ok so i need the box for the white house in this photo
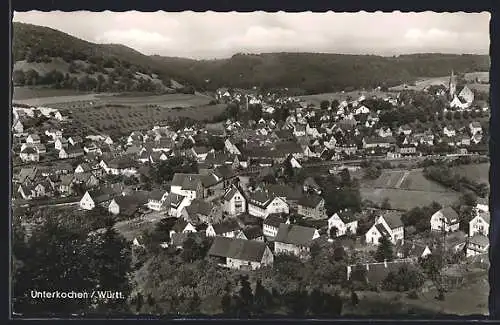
[274,224,320,258]
[222,185,246,216]
[26,134,41,144]
[206,219,241,238]
[378,127,393,138]
[170,173,204,200]
[469,122,483,135]
[476,198,489,213]
[430,207,460,233]
[248,190,289,218]
[466,234,489,257]
[169,219,197,239]
[328,210,359,237]
[262,214,289,238]
[54,137,68,151]
[224,139,241,155]
[365,212,405,246]
[469,211,490,237]
[207,237,274,271]
[147,189,169,211]
[443,126,456,137]
[20,146,39,162]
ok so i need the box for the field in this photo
[451,163,489,184]
[69,103,226,138]
[389,71,490,92]
[360,169,461,210]
[299,89,398,106]
[344,271,488,316]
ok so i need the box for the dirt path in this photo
[395,171,410,189]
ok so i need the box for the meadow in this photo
[450,163,489,184]
[360,169,461,210]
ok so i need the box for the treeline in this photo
[153,52,489,95]
[423,165,488,198]
[13,68,166,93]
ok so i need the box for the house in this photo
[45,128,63,140]
[237,226,265,242]
[223,185,246,216]
[347,260,417,283]
[293,124,307,137]
[169,219,197,239]
[263,214,289,238]
[476,198,489,213]
[73,172,99,189]
[180,199,219,224]
[26,134,41,144]
[79,189,115,210]
[59,174,74,196]
[469,211,490,237]
[396,241,432,260]
[378,127,393,138]
[104,157,137,176]
[54,137,69,151]
[20,146,39,162]
[303,177,322,195]
[471,133,483,145]
[108,195,146,217]
[164,193,191,217]
[18,184,35,200]
[398,125,412,136]
[328,210,359,237]
[190,146,211,161]
[458,85,474,103]
[247,190,289,218]
[274,224,320,258]
[13,119,24,133]
[469,121,483,135]
[147,189,169,211]
[365,211,405,246]
[207,237,274,270]
[362,136,394,149]
[206,219,241,238]
[68,136,83,146]
[224,139,242,155]
[466,234,489,257]
[127,131,144,145]
[297,194,326,220]
[59,146,84,159]
[443,125,456,137]
[170,173,204,200]
[430,207,460,233]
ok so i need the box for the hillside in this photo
[12,22,189,94]
[151,52,490,94]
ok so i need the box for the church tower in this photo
[449,70,457,99]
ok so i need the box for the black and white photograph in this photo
[10,10,491,318]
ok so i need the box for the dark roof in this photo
[249,190,273,206]
[264,214,287,228]
[208,237,268,262]
[193,146,210,154]
[364,136,396,144]
[171,219,191,233]
[212,219,241,235]
[171,173,203,190]
[241,226,264,240]
[165,193,186,208]
[186,199,213,216]
[438,207,459,223]
[149,189,168,201]
[400,242,430,258]
[303,177,321,189]
[469,234,489,247]
[275,224,318,246]
[112,195,143,216]
[375,223,391,238]
[237,213,261,226]
[108,156,136,169]
[380,211,404,229]
[298,194,324,208]
[477,211,490,223]
[351,261,416,283]
[21,146,37,154]
[334,210,357,223]
[223,185,243,202]
[266,184,303,201]
[213,165,235,179]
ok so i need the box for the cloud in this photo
[95,29,172,53]
[13,11,490,58]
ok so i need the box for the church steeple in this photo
[449,69,457,98]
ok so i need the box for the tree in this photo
[13,70,25,85]
[381,198,391,210]
[351,291,359,307]
[383,266,425,292]
[363,166,382,180]
[320,100,330,110]
[374,236,394,262]
[331,99,340,109]
[329,227,338,239]
[253,279,270,315]
[236,275,254,318]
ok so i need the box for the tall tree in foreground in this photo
[374,236,394,262]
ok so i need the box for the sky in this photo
[13,11,490,59]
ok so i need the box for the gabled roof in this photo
[374,223,391,238]
[241,226,264,240]
[208,236,268,262]
[171,219,191,233]
[149,189,168,201]
[469,234,489,247]
[223,185,243,202]
[213,165,235,179]
[437,207,459,223]
[21,146,38,154]
[475,211,491,224]
[172,173,203,190]
[212,219,241,235]
[185,199,213,216]
[275,224,318,246]
[192,146,210,154]
[108,156,136,169]
[380,211,404,229]
[263,213,287,228]
[266,184,303,201]
[298,194,324,208]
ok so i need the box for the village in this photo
[12,70,490,315]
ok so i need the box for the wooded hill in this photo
[12,22,489,95]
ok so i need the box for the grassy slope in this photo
[12,22,183,90]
